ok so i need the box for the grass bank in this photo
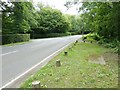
[20,41,118,88]
[2,40,31,46]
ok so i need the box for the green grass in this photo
[20,42,118,88]
[2,40,31,46]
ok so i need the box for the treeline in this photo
[1,2,84,38]
[1,2,83,44]
[79,2,120,52]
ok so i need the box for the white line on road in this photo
[0,50,18,56]
[0,40,74,89]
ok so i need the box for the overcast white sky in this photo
[33,0,81,15]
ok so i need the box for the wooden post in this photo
[64,51,68,55]
[69,47,72,50]
[56,59,61,67]
[83,40,85,43]
[75,40,78,43]
[82,38,86,43]
[32,81,40,90]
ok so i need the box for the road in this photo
[1,35,82,87]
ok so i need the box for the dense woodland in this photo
[0,1,120,52]
[77,2,120,53]
[1,2,71,34]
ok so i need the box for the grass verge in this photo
[2,41,31,46]
[20,42,118,88]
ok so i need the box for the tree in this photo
[68,15,84,34]
[1,2,14,34]
[12,2,37,34]
[80,2,119,42]
[33,6,71,34]
[1,1,38,34]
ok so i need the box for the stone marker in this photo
[32,80,40,90]
[82,39,85,42]
[89,56,106,65]
[56,59,61,67]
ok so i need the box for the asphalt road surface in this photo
[1,35,82,87]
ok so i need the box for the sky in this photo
[32,0,82,15]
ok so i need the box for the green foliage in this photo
[2,2,37,34]
[78,2,120,52]
[33,6,71,34]
[66,15,84,35]
[1,2,14,34]
[32,33,70,39]
[83,33,100,41]
[98,39,120,53]
[12,2,37,33]
[80,2,119,41]
[1,2,73,43]
[2,34,30,45]
[69,15,80,33]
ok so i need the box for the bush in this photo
[101,40,120,53]
[2,34,30,45]
[82,33,100,42]
[33,33,70,39]
[46,33,70,37]
[70,32,77,35]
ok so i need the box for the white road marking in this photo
[0,36,80,89]
[0,50,18,56]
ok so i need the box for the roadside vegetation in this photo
[20,41,118,88]
[2,40,31,46]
